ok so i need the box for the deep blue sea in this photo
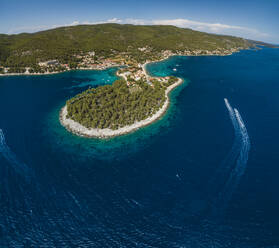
[0,48,279,247]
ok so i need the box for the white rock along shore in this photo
[60,78,183,138]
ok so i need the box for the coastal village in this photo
[0,46,243,78]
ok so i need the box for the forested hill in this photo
[0,23,252,67]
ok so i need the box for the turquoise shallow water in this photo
[0,48,279,247]
[45,75,187,161]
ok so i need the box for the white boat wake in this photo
[0,128,31,178]
[208,99,242,195]
[209,99,250,216]
[224,98,239,131]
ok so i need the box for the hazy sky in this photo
[1,0,278,43]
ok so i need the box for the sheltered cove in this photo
[60,46,249,139]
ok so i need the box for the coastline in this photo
[1,61,160,77]
[0,71,63,77]
[0,65,121,77]
[60,77,183,138]
[0,49,245,77]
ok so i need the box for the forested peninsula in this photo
[60,76,183,138]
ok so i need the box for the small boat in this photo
[173,68,177,71]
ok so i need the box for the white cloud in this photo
[161,19,269,37]
[124,18,147,25]
[107,18,122,23]
[122,18,269,39]
[69,20,80,26]
[80,18,122,25]
[7,17,269,41]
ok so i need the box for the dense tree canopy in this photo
[66,79,169,130]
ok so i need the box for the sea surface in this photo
[0,48,279,247]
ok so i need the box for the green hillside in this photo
[0,23,252,68]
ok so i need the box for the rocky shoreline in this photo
[60,78,183,138]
